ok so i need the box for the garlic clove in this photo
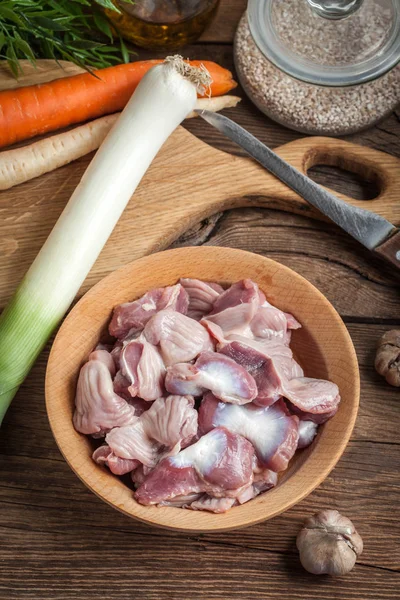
[375,329,400,387]
[296,509,363,576]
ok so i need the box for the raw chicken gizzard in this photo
[73,278,340,512]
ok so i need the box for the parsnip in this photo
[187,95,241,118]
[0,96,241,191]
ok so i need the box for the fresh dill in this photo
[0,0,134,76]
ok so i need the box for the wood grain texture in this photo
[0,60,84,91]
[172,208,400,320]
[1,123,400,309]
[0,323,398,598]
[200,0,246,42]
[1,0,400,597]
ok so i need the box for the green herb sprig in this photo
[0,0,134,76]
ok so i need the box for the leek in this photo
[0,56,210,424]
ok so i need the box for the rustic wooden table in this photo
[0,1,399,598]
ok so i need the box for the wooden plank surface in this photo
[200,0,246,42]
[0,1,399,598]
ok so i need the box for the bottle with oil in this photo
[105,0,220,50]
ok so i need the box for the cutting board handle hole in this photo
[307,156,381,200]
[304,149,380,201]
[307,164,380,201]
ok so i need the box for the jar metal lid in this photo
[247,0,400,86]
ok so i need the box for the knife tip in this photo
[194,108,221,123]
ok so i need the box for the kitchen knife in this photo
[196,110,400,270]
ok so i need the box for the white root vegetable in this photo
[187,95,241,118]
[0,95,241,191]
[0,56,210,423]
[0,115,117,191]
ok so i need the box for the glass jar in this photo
[105,0,220,50]
[234,0,400,136]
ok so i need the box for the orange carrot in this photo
[0,60,236,149]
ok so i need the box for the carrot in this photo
[0,60,236,149]
[0,96,241,190]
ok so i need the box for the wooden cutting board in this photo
[1,60,399,308]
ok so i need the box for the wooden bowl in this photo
[45,247,359,532]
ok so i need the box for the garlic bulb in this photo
[296,509,363,576]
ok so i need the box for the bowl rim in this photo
[45,246,360,532]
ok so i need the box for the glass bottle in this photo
[105,0,220,50]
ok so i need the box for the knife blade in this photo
[196,110,400,269]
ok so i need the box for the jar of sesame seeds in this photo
[234,0,400,136]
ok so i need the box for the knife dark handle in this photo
[374,229,400,270]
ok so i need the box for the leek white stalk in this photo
[0,56,210,424]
